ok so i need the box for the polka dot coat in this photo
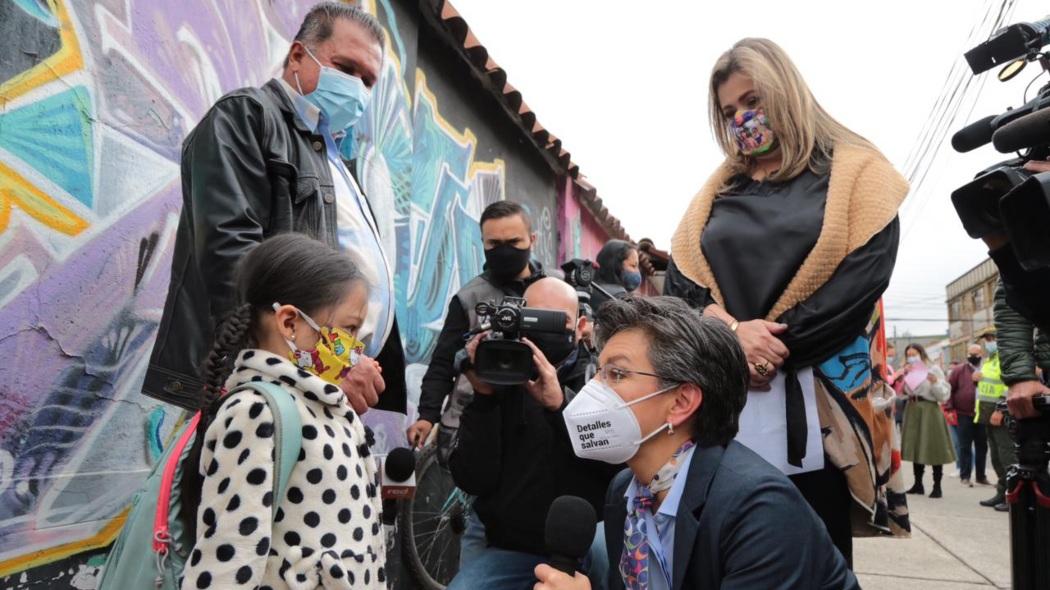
[180,349,386,589]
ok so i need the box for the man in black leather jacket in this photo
[144,3,406,414]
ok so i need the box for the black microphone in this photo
[951,115,998,153]
[381,447,416,526]
[993,107,1050,153]
[544,495,597,576]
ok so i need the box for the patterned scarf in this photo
[619,440,695,589]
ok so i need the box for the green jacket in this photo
[993,279,1050,386]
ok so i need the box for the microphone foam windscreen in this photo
[993,108,1050,153]
[544,495,597,559]
[951,115,997,153]
[385,447,416,482]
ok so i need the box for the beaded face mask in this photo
[730,107,776,156]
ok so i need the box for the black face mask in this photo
[968,355,982,367]
[484,244,531,282]
[529,330,577,366]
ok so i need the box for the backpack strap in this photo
[230,382,303,516]
[153,412,202,554]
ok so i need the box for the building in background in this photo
[946,257,999,364]
[0,0,638,586]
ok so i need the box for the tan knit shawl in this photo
[670,144,909,321]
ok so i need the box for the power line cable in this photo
[898,0,1018,243]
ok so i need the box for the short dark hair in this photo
[595,296,749,447]
[480,200,532,232]
[284,2,384,66]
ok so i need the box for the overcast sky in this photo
[451,0,1045,337]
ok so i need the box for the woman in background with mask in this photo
[663,38,910,564]
[591,240,643,314]
[180,234,387,589]
[899,344,954,498]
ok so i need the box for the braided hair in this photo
[201,304,254,405]
[180,233,365,535]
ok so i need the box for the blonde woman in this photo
[664,38,910,565]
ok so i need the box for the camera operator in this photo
[447,278,621,589]
[951,19,1050,587]
[991,274,1050,590]
[408,200,547,448]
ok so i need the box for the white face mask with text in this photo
[562,379,677,464]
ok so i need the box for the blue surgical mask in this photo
[622,271,642,292]
[296,46,371,133]
[984,341,998,355]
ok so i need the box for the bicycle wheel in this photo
[399,445,465,589]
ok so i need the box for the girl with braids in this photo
[180,233,387,589]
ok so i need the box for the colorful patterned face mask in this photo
[730,107,777,156]
[273,303,366,386]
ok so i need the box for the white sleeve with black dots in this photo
[181,390,275,590]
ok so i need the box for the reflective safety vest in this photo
[975,355,1007,422]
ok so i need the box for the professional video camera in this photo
[953,20,1050,588]
[998,396,1050,590]
[561,259,597,320]
[951,15,1050,271]
[561,258,620,318]
[471,297,568,386]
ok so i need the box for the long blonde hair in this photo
[708,38,872,184]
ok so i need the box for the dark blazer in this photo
[604,441,859,590]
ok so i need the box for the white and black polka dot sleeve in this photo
[181,390,275,590]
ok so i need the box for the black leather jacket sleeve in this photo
[183,96,272,318]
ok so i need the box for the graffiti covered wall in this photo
[0,0,563,586]
[558,178,612,264]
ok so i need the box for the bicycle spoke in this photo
[432,537,452,582]
[411,510,447,519]
[403,447,467,588]
[411,512,443,524]
[421,519,450,566]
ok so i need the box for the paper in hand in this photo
[903,362,929,392]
